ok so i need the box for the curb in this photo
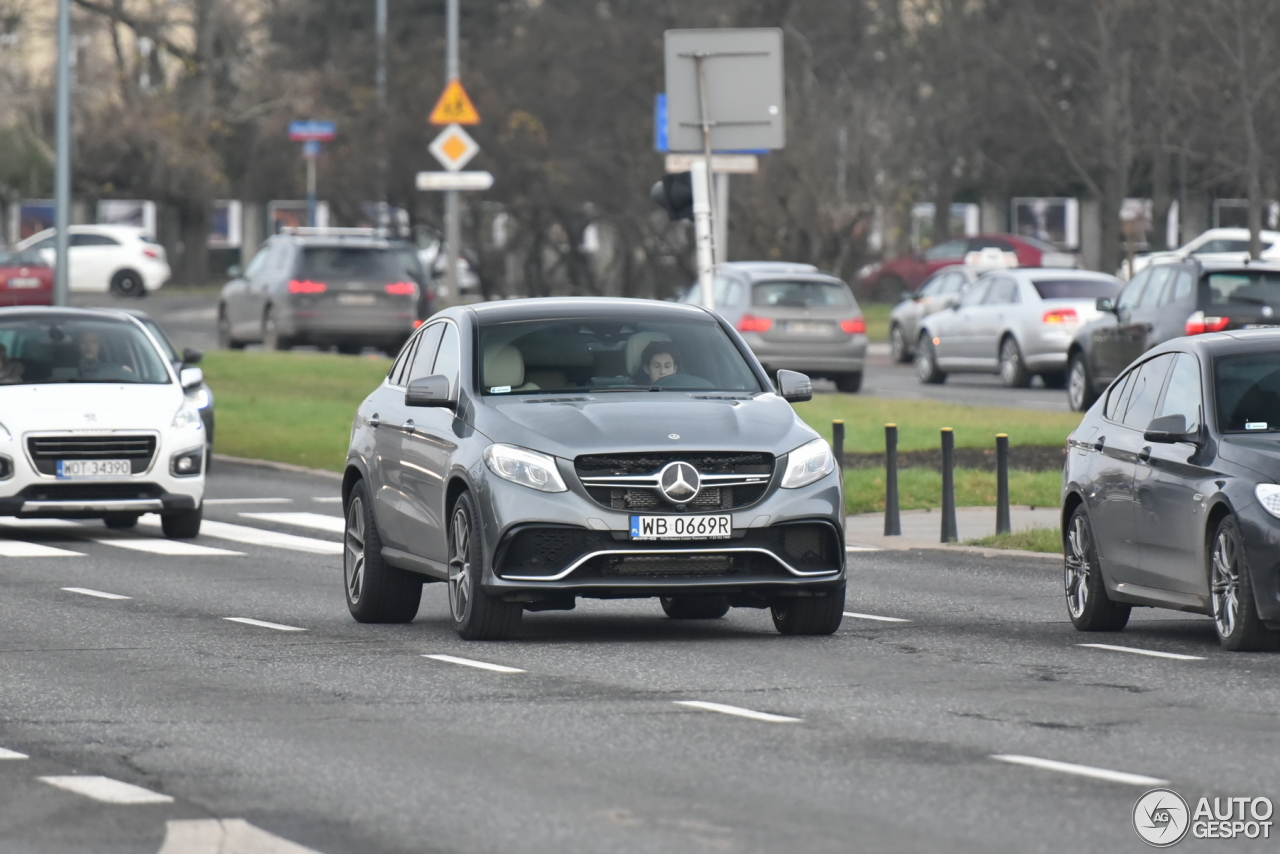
[212,453,344,482]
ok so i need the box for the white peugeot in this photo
[0,307,205,537]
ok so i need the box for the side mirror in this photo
[902,291,917,303]
[1144,413,1192,444]
[405,374,454,408]
[1096,297,1115,313]
[951,302,962,311]
[776,369,812,403]
[182,347,203,365]
[226,264,243,278]
[179,366,204,390]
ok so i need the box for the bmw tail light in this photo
[840,317,867,334]
[1041,308,1078,324]
[384,281,417,296]
[1185,311,1230,335]
[737,314,772,333]
[288,279,327,294]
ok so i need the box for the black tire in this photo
[336,343,363,356]
[343,480,422,623]
[161,506,203,539]
[1067,353,1098,412]
[262,307,293,351]
[835,372,863,394]
[448,491,522,640]
[915,333,946,384]
[1063,506,1130,631]
[102,513,139,530]
[110,269,146,298]
[889,323,912,363]
[771,584,845,635]
[660,594,731,620]
[1039,371,1066,390]
[998,336,1031,388]
[1209,515,1280,651]
[217,307,245,350]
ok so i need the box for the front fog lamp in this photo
[781,438,836,489]
[1255,483,1280,518]
[171,448,204,477]
[483,444,567,493]
[0,455,11,480]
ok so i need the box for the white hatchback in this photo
[17,225,171,297]
[0,307,205,537]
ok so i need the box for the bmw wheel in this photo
[915,333,946,384]
[448,491,522,640]
[1063,506,1130,631]
[771,584,845,635]
[344,480,422,623]
[1210,515,1280,651]
[999,336,1030,388]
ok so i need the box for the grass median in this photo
[843,467,1060,515]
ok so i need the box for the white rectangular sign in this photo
[415,171,494,192]
[665,154,759,174]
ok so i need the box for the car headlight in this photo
[0,420,11,443]
[171,401,203,431]
[781,438,836,489]
[484,443,567,493]
[188,387,211,409]
[1255,484,1280,518]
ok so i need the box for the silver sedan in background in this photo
[887,264,980,362]
[914,268,1122,388]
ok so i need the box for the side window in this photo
[1121,353,1176,429]
[244,247,269,277]
[1105,369,1135,421]
[924,240,967,262]
[1165,270,1195,305]
[270,244,295,275]
[388,332,421,386]
[724,279,743,307]
[70,233,120,247]
[983,278,1019,305]
[1117,268,1151,310]
[942,273,968,294]
[29,236,55,252]
[407,323,445,384]
[1158,353,1203,433]
[1136,267,1173,309]
[959,281,990,307]
[918,275,945,298]
[968,237,1015,252]
[433,324,461,397]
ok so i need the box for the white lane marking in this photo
[311,496,342,504]
[0,539,83,557]
[224,617,307,632]
[0,518,81,528]
[673,700,801,723]
[203,497,294,505]
[63,587,131,601]
[1077,643,1206,661]
[424,654,525,673]
[0,747,28,760]
[843,611,911,623]
[990,754,1168,787]
[845,545,882,552]
[159,819,325,854]
[239,511,345,534]
[89,536,244,557]
[38,775,174,804]
[140,515,342,555]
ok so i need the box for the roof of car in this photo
[461,296,715,324]
[1148,327,1280,358]
[982,267,1121,283]
[1192,258,1280,273]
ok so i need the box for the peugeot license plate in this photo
[629,514,732,540]
[57,459,130,478]
[6,277,41,289]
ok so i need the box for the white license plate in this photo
[6,277,41,289]
[784,321,832,336]
[629,514,732,540]
[337,293,377,306]
[57,459,131,478]
[1243,324,1280,329]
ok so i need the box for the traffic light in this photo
[650,171,693,221]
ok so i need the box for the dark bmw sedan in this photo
[341,298,846,639]
[1062,329,1280,650]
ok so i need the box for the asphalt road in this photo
[2,461,1278,853]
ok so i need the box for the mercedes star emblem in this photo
[668,433,680,440]
[658,461,700,503]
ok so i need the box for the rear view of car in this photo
[0,250,53,307]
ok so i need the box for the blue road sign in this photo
[655,94,668,152]
[289,120,336,142]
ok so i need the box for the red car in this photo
[0,249,53,306]
[856,234,1080,299]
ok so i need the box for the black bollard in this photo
[832,420,845,471]
[995,433,1011,535]
[941,427,957,543]
[884,423,901,536]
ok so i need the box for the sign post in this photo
[289,121,336,227]
[428,0,477,298]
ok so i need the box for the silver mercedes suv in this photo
[341,298,846,639]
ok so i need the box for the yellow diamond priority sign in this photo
[429,124,479,172]
[429,79,480,126]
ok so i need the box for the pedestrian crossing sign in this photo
[430,79,480,125]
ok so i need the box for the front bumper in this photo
[279,301,416,345]
[1233,500,1280,624]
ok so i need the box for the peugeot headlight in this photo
[171,400,203,431]
[1255,484,1280,518]
[781,438,836,489]
[188,387,211,409]
[484,444,566,493]
[0,420,11,442]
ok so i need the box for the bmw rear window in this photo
[1032,279,1120,300]
[751,281,854,308]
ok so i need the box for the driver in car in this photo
[77,330,132,379]
[636,341,683,385]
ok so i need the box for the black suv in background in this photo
[1066,259,1280,410]
[218,228,433,354]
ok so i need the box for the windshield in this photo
[140,318,180,362]
[1215,352,1280,432]
[0,316,172,385]
[1032,278,1121,300]
[1202,271,1280,308]
[300,246,406,280]
[752,280,854,309]
[0,251,47,268]
[477,315,763,395]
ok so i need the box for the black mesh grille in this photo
[575,452,773,476]
[28,434,156,475]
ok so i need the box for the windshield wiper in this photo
[582,385,661,393]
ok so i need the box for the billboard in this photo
[1011,197,1079,249]
[97,199,157,236]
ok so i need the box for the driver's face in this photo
[646,354,677,383]
[79,333,101,360]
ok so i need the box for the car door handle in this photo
[1138,446,1152,463]
[403,419,416,434]
[368,413,380,428]
[1093,435,1105,451]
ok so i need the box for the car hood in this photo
[0,383,184,434]
[1217,434,1280,479]
[473,392,819,459]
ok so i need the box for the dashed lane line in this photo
[845,545,882,552]
[1077,643,1206,661]
[62,587,131,600]
[38,775,174,804]
[0,747,28,760]
[990,754,1168,786]
[139,515,343,555]
[0,539,83,557]
[159,819,325,854]
[311,496,342,503]
[88,535,244,557]
[203,497,294,505]
[424,654,525,673]
[223,617,307,632]
[843,611,911,623]
[673,700,802,723]
[239,511,345,534]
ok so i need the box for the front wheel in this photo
[161,506,203,539]
[217,308,245,350]
[1067,354,1097,412]
[262,307,293,351]
[915,333,946,384]
[999,336,1030,388]
[771,584,845,635]
[102,513,139,530]
[1210,515,1280,651]
[1063,506,1130,631]
[889,324,912,363]
[448,492,522,640]
[344,480,422,623]
[835,372,863,394]
[110,270,146,298]
[661,595,730,620]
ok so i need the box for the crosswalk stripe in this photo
[311,496,342,503]
[63,587,131,600]
[224,617,307,632]
[204,497,294,505]
[239,511,345,534]
[139,515,342,555]
[0,747,28,760]
[0,539,83,557]
[38,775,174,804]
[89,535,244,557]
[159,819,325,854]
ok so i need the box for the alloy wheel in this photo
[1068,360,1087,410]
[1064,512,1091,619]
[345,497,366,604]
[1000,339,1020,385]
[1211,528,1240,639]
[890,325,907,362]
[448,507,471,622]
